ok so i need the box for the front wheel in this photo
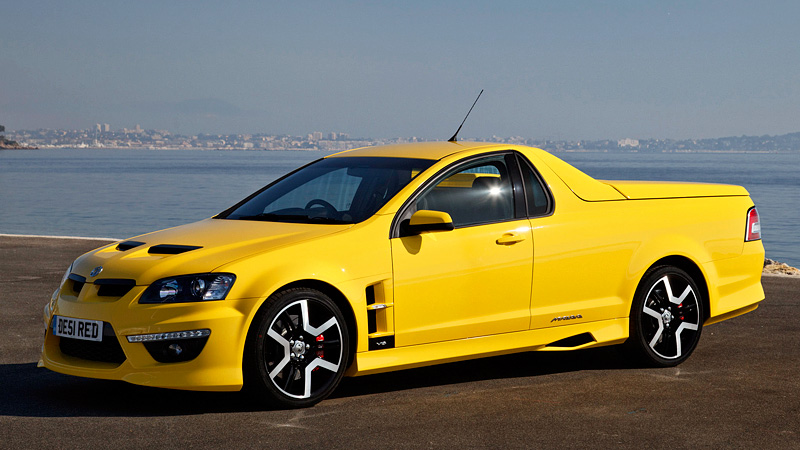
[246,288,349,408]
[625,266,704,367]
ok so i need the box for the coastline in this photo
[0,233,118,241]
[2,145,798,154]
[763,258,800,276]
[8,128,800,153]
[0,141,37,150]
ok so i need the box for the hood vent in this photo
[147,244,203,255]
[117,240,145,251]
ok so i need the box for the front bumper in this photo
[40,283,260,392]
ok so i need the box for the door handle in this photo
[496,232,526,245]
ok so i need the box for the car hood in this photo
[71,218,352,285]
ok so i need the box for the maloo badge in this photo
[551,314,583,323]
[90,266,103,277]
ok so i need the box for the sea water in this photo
[1,148,797,267]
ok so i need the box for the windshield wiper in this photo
[237,213,310,222]
[308,216,354,224]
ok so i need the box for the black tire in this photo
[625,266,704,367]
[245,287,349,408]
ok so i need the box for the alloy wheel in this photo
[640,274,701,360]
[263,299,344,400]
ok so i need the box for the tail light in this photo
[745,207,761,242]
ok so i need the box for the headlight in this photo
[60,263,74,287]
[139,274,236,304]
[50,262,74,311]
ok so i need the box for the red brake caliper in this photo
[313,334,324,371]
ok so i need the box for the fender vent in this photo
[148,244,202,255]
[545,332,596,348]
[365,284,376,305]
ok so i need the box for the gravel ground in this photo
[1,236,797,449]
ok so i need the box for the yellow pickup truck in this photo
[41,141,764,407]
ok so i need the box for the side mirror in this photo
[404,210,455,235]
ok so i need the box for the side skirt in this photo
[346,318,628,377]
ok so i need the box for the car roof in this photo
[325,141,629,202]
[327,141,508,160]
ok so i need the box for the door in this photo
[391,154,533,347]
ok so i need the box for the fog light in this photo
[126,329,211,363]
[126,328,210,343]
[167,343,184,356]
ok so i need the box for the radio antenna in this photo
[448,89,484,142]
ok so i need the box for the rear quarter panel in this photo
[522,148,762,329]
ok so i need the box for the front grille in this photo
[71,280,85,294]
[95,278,136,297]
[59,322,126,365]
[68,273,86,294]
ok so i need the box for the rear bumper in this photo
[703,240,765,321]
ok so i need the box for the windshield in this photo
[219,157,435,224]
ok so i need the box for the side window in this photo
[414,155,515,227]
[518,158,551,216]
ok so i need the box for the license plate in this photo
[52,315,104,342]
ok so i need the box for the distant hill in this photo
[524,131,800,152]
[631,132,800,152]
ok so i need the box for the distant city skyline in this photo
[2,1,800,140]
[9,126,800,153]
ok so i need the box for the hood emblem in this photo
[90,266,103,277]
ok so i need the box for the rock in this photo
[763,258,800,275]
[0,138,37,150]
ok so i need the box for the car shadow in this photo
[2,347,635,417]
[332,346,636,400]
[0,362,263,417]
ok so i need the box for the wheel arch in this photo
[641,255,710,322]
[245,278,358,371]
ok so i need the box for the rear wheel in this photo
[246,288,349,408]
[626,266,704,367]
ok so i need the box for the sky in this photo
[1,0,799,140]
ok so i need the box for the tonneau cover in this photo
[603,180,749,199]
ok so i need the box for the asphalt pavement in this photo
[1,235,798,449]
